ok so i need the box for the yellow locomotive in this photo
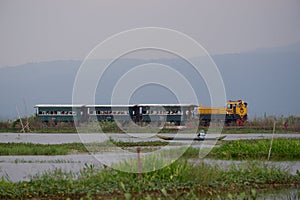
[198,100,248,125]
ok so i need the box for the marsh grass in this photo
[209,138,300,160]
[0,139,171,155]
[110,139,169,147]
[0,143,67,155]
[0,159,299,199]
[0,143,87,155]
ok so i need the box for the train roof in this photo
[86,104,135,107]
[136,104,197,107]
[35,104,197,108]
[34,104,85,108]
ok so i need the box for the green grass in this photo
[209,138,300,160]
[0,143,87,156]
[0,140,170,155]
[148,139,300,161]
[0,160,299,199]
[221,128,282,134]
[110,139,169,147]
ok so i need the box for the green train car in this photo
[34,104,86,122]
[86,105,134,122]
[135,104,196,125]
[35,104,196,125]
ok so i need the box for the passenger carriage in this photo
[86,105,134,122]
[34,104,85,122]
[134,104,197,125]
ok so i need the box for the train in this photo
[34,100,248,126]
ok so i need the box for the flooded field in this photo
[0,132,300,182]
[0,132,299,199]
[1,154,300,183]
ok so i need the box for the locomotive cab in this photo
[226,100,248,125]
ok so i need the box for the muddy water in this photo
[1,152,300,182]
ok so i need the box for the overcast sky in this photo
[1,0,300,67]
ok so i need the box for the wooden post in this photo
[137,147,142,178]
[267,119,276,160]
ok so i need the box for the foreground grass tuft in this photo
[0,160,299,199]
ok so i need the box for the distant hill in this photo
[0,43,299,120]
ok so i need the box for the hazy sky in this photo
[1,0,300,67]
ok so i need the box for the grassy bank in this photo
[0,139,299,161]
[0,140,170,156]
[0,160,299,199]
[0,143,86,156]
[209,138,300,160]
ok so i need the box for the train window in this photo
[57,111,61,115]
[139,107,142,114]
[244,103,248,108]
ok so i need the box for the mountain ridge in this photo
[1,44,299,120]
